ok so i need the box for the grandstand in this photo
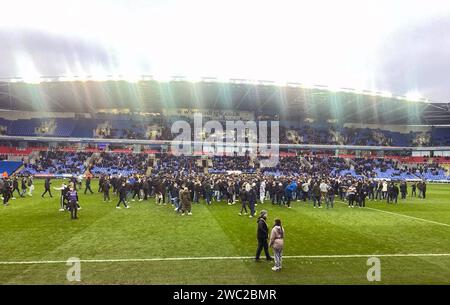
[0,78,450,181]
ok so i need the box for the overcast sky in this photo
[0,0,449,102]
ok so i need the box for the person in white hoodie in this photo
[259,180,266,204]
[269,218,285,271]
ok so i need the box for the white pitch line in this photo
[366,207,450,228]
[1,253,450,265]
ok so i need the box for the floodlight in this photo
[405,91,423,102]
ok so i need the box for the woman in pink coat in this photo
[269,218,284,271]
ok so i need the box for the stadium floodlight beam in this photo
[21,76,42,84]
[286,82,302,88]
[258,80,276,86]
[406,91,423,102]
[379,91,393,98]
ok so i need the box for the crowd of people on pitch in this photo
[0,175,34,206]
[84,170,429,217]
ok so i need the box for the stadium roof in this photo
[0,77,449,125]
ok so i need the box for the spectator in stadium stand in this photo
[255,210,273,262]
[41,177,53,198]
[400,181,408,199]
[269,218,284,272]
[180,185,192,216]
[84,176,94,195]
[67,186,79,220]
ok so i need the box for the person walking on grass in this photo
[41,177,53,198]
[84,176,94,195]
[269,218,285,271]
[2,177,12,206]
[27,176,34,196]
[255,210,273,262]
[248,183,257,218]
[116,182,129,209]
[20,176,27,198]
[180,185,192,216]
[239,183,249,216]
[103,178,111,202]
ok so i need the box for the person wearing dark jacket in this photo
[422,181,427,199]
[66,187,79,220]
[400,181,407,199]
[389,183,399,204]
[116,182,129,209]
[12,177,22,198]
[20,177,27,197]
[84,177,94,194]
[42,177,53,198]
[255,210,273,262]
[2,178,12,206]
[103,179,111,202]
[248,184,257,218]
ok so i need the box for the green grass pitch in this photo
[1,180,450,284]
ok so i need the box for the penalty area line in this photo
[1,253,450,265]
[365,207,450,228]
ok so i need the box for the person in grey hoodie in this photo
[269,218,285,271]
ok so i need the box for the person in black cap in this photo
[255,210,273,262]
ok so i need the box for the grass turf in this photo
[0,180,450,284]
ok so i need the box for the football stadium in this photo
[0,0,450,288]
